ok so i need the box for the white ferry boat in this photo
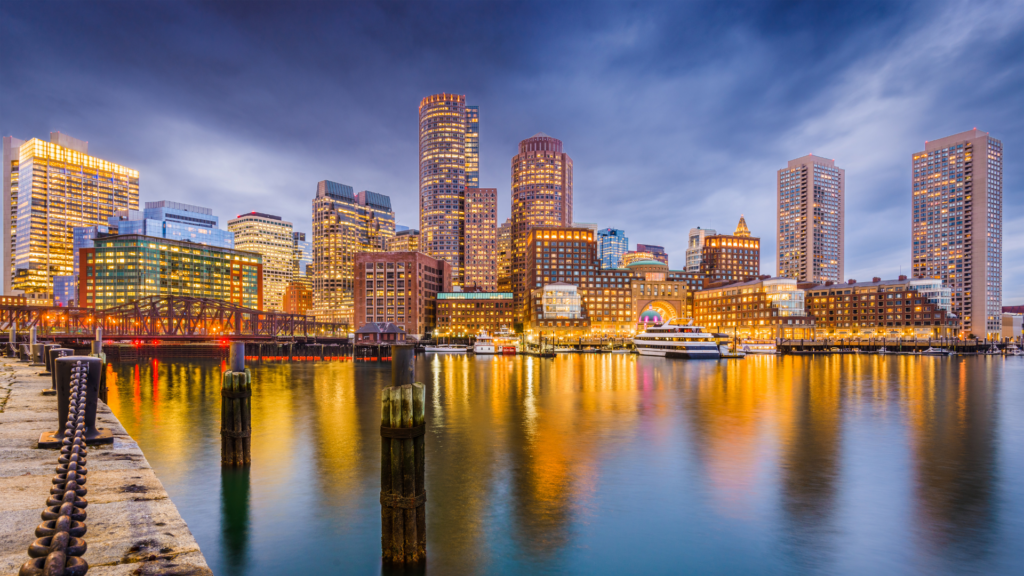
[424,344,468,354]
[473,333,496,355]
[632,320,721,359]
[740,341,778,354]
[493,326,519,355]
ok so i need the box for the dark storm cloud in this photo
[2,1,1022,299]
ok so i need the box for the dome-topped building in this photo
[701,216,761,283]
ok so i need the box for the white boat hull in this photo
[424,347,467,354]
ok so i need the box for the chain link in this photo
[20,360,91,576]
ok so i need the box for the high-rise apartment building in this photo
[3,133,139,298]
[597,228,628,269]
[464,187,497,290]
[685,227,717,272]
[386,229,420,252]
[636,244,668,265]
[511,133,573,310]
[228,212,295,311]
[419,93,478,285]
[496,218,512,292]
[701,216,760,283]
[777,155,844,283]
[912,129,1002,338]
[312,180,395,324]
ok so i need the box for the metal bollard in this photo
[45,348,75,396]
[19,343,30,362]
[31,343,45,366]
[38,356,113,448]
[39,343,60,376]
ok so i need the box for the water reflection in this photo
[106,355,1023,575]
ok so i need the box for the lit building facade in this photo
[597,228,628,269]
[527,283,590,337]
[386,229,420,253]
[804,276,957,338]
[435,292,515,337]
[777,155,844,283]
[626,260,689,331]
[79,235,262,310]
[685,227,717,272]
[635,244,668,265]
[283,280,312,315]
[694,277,814,340]
[312,180,395,325]
[496,218,512,292]
[701,216,760,283]
[912,129,1002,339]
[464,187,497,290]
[292,232,312,278]
[354,251,451,338]
[622,251,656,267]
[112,201,234,248]
[228,212,294,311]
[419,94,476,285]
[511,133,573,312]
[3,133,139,298]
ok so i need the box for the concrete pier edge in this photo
[0,359,211,575]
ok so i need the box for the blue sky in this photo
[2,1,1021,301]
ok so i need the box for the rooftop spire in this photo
[734,215,751,237]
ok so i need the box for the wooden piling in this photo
[381,344,425,564]
[222,343,252,466]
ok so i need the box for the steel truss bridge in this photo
[0,296,348,341]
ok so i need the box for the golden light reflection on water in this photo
[105,355,1017,575]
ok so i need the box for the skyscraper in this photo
[912,129,1002,338]
[292,232,312,279]
[464,187,497,290]
[496,218,512,292]
[3,133,139,299]
[511,133,573,309]
[685,227,717,272]
[597,228,628,269]
[777,154,844,283]
[228,212,295,311]
[312,180,395,324]
[701,216,760,283]
[419,93,478,286]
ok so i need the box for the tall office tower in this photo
[685,227,717,272]
[636,244,668,265]
[228,212,295,311]
[465,106,480,189]
[496,218,512,292]
[3,133,138,300]
[464,187,497,290]
[292,232,312,279]
[511,133,573,311]
[777,154,844,283]
[597,228,628,269]
[312,180,395,324]
[912,129,1003,338]
[419,93,478,286]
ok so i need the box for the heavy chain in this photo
[20,360,91,576]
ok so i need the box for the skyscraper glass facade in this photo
[597,228,628,269]
[228,212,295,311]
[111,201,235,248]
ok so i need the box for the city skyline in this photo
[1,1,1021,301]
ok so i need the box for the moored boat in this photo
[424,344,468,354]
[632,319,720,359]
[473,333,496,355]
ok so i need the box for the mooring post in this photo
[380,344,426,564]
[39,356,114,448]
[47,348,74,395]
[222,342,252,466]
[7,324,14,358]
[39,343,60,376]
[90,328,108,403]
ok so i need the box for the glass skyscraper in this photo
[111,201,235,248]
[229,212,295,311]
[597,228,628,269]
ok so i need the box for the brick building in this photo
[354,251,451,339]
[804,276,957,338]
[283,280,313,315]
[435,292,515,337]
[694,276,815,340]
[700,216,760,284]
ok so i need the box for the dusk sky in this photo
[2,1,1021,301]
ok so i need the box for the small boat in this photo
[718,344,745,359]
[493,326,519,354]
[424,344,468,354]
[876,346,893,355]
[921,347,952,356]
[1005,343,1022,356]
[611,348,631,354]
[554,347,577,353]
[473,333,496,355]
[740,341,777,354]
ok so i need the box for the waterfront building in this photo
[228,212,294,311]
[312,180,395,325]
[386,229,420,253]
[435,292,515,337]
[636,244,668,265]
[464,187,497,290]
[354,322,407,344]
[353,251,451,339]
[685,227,717,273]
[625,259,689,331]
[282,280,313,315]
[1002,314,1022,339]
[622,251,656,267]
[496,219,512,292]
[804,275,957,338]
[694,277,815,339]
[701,216,760,283]
[597,228,628,269]
[79,235,262,310]
[3,133,139,299]
[527,283,591,338]
[419,93,477,285]
[112,201,234,248]
[912,129,1002,339]
[777,155,844,283]
[511,133,573,313]
[292,232,312,278]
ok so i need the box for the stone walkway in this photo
[0,358,211,575]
